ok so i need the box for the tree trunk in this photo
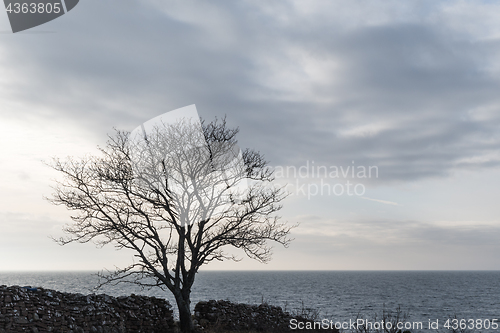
[175,292,194,333]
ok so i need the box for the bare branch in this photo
[47,114,294,333]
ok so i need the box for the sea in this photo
[1,271,499,332]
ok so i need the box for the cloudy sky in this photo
[1,0,500,271]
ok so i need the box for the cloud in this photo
[293,216,500,246]
[361,197,399,206]
[2,0,500,270]
[283,217,500,269]
[2,1,500,183]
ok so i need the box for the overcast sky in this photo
[1,0,500,271]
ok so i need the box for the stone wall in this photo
[0,285,174,333]
[194,300,338,332]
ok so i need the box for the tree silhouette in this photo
[48,115,293,332]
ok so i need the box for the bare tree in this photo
[47,116,293,333]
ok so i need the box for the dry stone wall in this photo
[194,299,338,332]
[0,285,174,333]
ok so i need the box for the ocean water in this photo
[1,271,499,331]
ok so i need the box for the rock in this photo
[13,317,29,324]
[194,299,338,332]
[0,286,174,332]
